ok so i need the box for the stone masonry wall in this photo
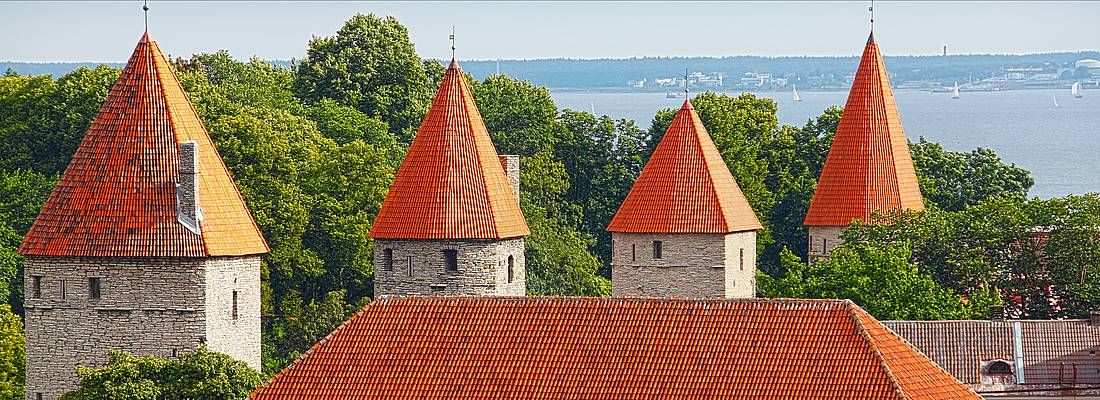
[807,226,845,265]
[611,232,756,298]
[723,231,757,298]
[23,255,260,400]
[203,256,262,370]
[374,238,525,296]
[498,155,520,202]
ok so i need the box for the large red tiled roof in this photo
[251,297,979,400]
[19,32,268,257]
[607,100,761,233]
[370,60,528,240]
[805,33,923,227]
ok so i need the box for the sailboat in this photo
[951,82,960,99]
[1053,94,1060,108]
[1072,82,1083,98]
[792,85,802,102]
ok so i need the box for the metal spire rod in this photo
[449,26,456,59]
[143,0,149,32]
[869,0,874,32]
[683,68,689,96]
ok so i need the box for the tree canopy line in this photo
[0,12,1095,398]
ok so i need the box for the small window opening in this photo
[822,238,828,253]
[31,276,42,299]
[382,248,394,271]
[407,256,414,277]
[36,393,43,400]
[653,241,663,259]
[232,290,239,320]
[631,244,636,261]
[60,280,66,301]
[740,249,745,271]
[507,255,515,283]
[88,277,101,300]
[444,250,459,272]
[989,361,1013,375]
[172,348,178,358]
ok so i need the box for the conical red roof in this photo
[19,32,268,257]
[608,100,761,233]
[370,60,528,239]
[805,34,923,227]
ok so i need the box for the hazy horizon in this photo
[3,1,1099,62]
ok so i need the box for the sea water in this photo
[551,88,1100,199]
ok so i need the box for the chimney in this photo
[498,155,520,203]
[177,141,203,234]
[1090,311,1100,326]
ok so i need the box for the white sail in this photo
[792,85,802,102]
[951,82,960,99]
[1053,94,1059,108]
[1073,82,1082,98]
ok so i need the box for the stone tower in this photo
[804,32,923,264]
[18,32,268,400]
[370,59,528,297]
[607,100,762,298]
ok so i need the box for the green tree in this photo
[0,305,24,399]
[910,138,1033,211]
[294,13,434,141]
[759,244,973,320]
[0,169,55,311]
[61,347,262,400]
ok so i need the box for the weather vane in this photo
[449,26,456,59]
[143,0,149,32]
[869,0,874,32]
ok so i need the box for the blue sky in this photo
[2,1,1097,62]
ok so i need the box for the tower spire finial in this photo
[683,68,689,97]
[449,26,456,60]
[143,0,149,32]
[869,0,874,33]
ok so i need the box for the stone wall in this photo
[23,255,261,400]
[498,155,520,202]
[374,238,525,296]
[611,232,756,298]
[203,256,262,370]
[807,226,845,265]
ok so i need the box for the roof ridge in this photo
[844,301,911,400]
[687,102,730,232]
[254,302,377,393]
[460,69,501,238]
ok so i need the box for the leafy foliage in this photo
[0,305,23,399]
[910,138,1034,211]
[61,347,262,400]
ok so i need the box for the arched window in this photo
[507,255,515,283]
[989,361,1013,375]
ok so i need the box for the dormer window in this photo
[988,361,1012,375]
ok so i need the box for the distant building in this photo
[1077,59,1100,77]
[607,100,761,298]
[627,78,646,88]
[886,315,1100,398]
[369,59,528,297]
[19,32,268,400]
[804,32,923,263]
[250,297,981,400]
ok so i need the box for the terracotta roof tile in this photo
[370,59,528,240]
[251,297,978,399]
[805,34,923,227]
[18,32,268,257]
[608,100,761,233]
